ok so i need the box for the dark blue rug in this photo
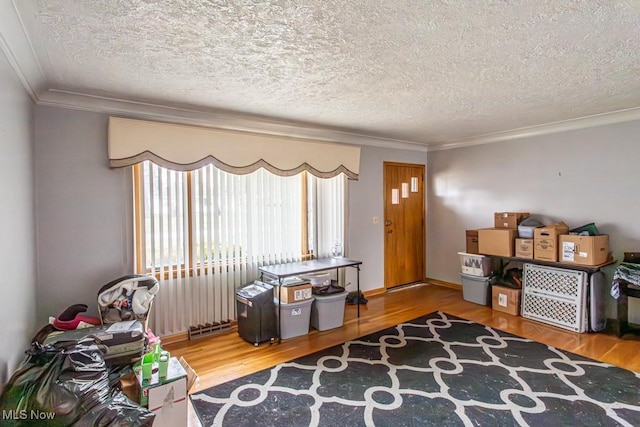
[190,311,640,426]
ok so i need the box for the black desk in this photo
[259,258,362,342]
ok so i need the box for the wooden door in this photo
[383,162,425,289]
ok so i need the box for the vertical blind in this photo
[139,161,345,337]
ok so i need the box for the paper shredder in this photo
[236,281,276,346]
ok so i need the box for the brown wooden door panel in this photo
[384,162,425,288]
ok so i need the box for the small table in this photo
[259,258,362,342]
[611,261,640,337]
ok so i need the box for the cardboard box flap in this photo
[178,356,199,392]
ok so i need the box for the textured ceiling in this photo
[7,0,640,148]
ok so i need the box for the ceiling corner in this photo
[0,0,46,101]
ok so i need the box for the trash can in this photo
[310,291,347,331]
[275,298,313,339]
[236,281,276,346]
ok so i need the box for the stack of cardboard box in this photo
[476,212,529,257]
[468,212,610,267]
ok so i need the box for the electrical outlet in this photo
[499,293,508,307]
[373,216,380,224]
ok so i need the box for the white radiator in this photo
[521,263,588,333]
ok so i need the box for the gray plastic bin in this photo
[275,298,312,339]
[310,291,347,331]
[460,273,493,306]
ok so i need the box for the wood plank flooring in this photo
[164,282,640,426]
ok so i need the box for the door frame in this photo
[383,161,426,290]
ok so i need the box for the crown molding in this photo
[0,0,46,100]
[37,88,431,152]
[429,106,640,152]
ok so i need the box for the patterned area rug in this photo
[190,311,640,426]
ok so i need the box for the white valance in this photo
[108,117,360,179]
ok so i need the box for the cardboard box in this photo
[534,222,569,262]
[492,286,521,316]
[559,234,609,266]
[466,230,479,254]
[478,228,517,257]
[515,238,534,259]
[494,212,530,229]
[137,357,187,427]
[276,282,312,303]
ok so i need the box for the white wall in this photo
[32,105,428,327]
[0,52,36,385]
[426,120,640,321]
[347,146,428,292]
[34,106,133,326]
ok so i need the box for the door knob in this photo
[385,220,392,226]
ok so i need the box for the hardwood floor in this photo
[164,282,640,426]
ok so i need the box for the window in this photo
[134,161,347,335]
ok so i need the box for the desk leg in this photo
[357,265,361,318]
[278,278,282,344]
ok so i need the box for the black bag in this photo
[0,340,154,426]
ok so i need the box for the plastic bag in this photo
[0,340,154,426]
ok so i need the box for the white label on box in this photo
[579,251,588,258]
[561,242,575,261]
[294,289,311,300]
[291,308,301,316]
[499,293,508,307]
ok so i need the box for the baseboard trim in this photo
[425,277,462,290]
[161,324,240,345]
[363,288,387,298]
[160,331,189,345]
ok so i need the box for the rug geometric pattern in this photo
[190,311,640,426]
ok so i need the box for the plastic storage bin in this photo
[460,273,493,306]
[458,252,494,276]
[300,272,331,286]
[310,291,347,331]
[275,298,313,339]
